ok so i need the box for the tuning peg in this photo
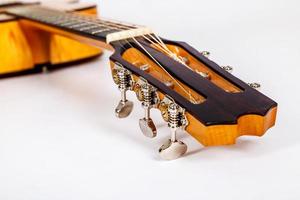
[115,98,134,118]
[159,102,188,160]
[112,64,134,118]
[221,66,233,73]
[201,51,210,58]
[138,82,159,138]
[248,82,261,90]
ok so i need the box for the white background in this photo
[1,0,300,199]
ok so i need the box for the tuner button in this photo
[221,66,233,73]
[138,83,158,138]
[115,100,134,118]
[201,51,210,58]
[159,139,187,160]
[139,118,157,138]
[112,64,135,118]
[159,102,188,160]
[248,82,261,90]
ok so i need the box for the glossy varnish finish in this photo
[0,4,102,76]
[0,20,34,73]
[49,8,101,65]
[186,107,277,146]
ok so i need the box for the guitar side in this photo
[0,2,102,77]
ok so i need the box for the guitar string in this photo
[41,7,176,60]
[130,37,197,103]
[35,8,197,103]
[73,13,197,103]
[61,12,197,102]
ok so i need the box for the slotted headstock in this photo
[109,36,277,160]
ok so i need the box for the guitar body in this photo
[0,2,102,77]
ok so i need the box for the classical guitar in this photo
[0,1,277,160]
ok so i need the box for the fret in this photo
[69,22,90,28]
[94,30,119,39]
[53,19,70,25]
[91,28,112,35]
[59,21,79,26]
[6,5,153,43]
[79,25,100,31]
[98,21,129,30]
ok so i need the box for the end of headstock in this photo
[186,106,277,147]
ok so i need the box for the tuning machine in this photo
[135,79,159,138]
[221,66,234,73]
[158,97,188,160]
[248,82,261,90]
[201,51,210,58]
[112,63,135,118]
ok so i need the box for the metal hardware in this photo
[178,56,189,65]
[112,63,134,118]
[248,82,261,90]
[181,56,189,64]
[164,81,174,88]
[137,81,159,138]
[140,64,150,72]
[221,66,233,73]
[159,100,188,160]
[201,51,210,58]
[196,70,210,79]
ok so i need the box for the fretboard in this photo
[6,5,152,43]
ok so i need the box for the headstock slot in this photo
[161,39,252,93]
[154,43,243,93]
[121,46,206,105]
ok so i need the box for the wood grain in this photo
[0,5,103,75]
[185,107,277,146]
[0,21,34,73]
[49,8,102,65]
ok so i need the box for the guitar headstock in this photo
[108,35,277,160]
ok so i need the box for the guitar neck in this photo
[5,5,152,48]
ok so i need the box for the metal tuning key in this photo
[112,63,134,118]
[248,82,261,90]
[221,66,234,73]
[136,80,159,138]
[201,51,210,58]
[159,99,188,160]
